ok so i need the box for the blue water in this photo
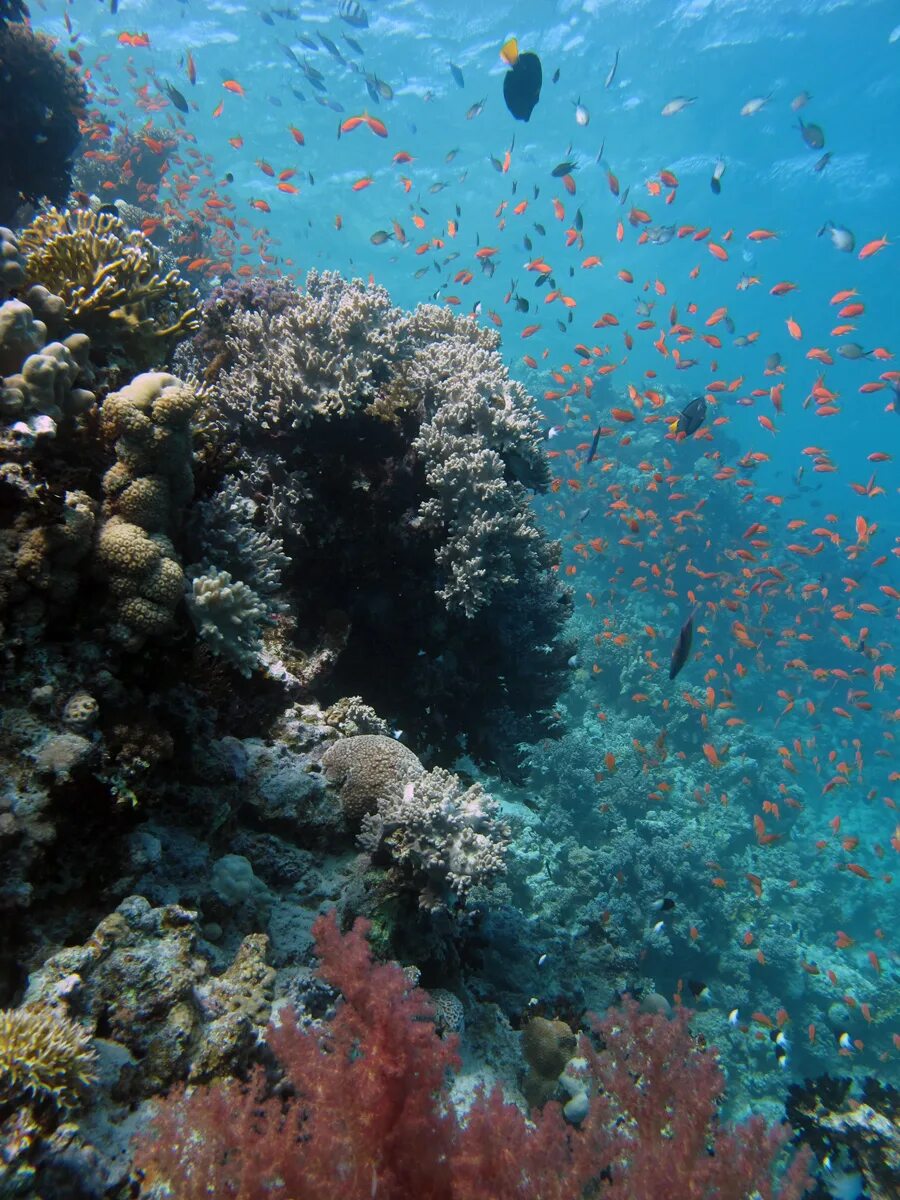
[26,0,900,1166]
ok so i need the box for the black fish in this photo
[338,0,368,28]
[552,67,560,84]
[502,44,542,122]
[797,117,825,149]
[551,160,577,178]
[669,606,698,680]
[584,422,603,464]
[674,395,706,436]
[165,81,188,113]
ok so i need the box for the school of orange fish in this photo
[48,1,899,1078]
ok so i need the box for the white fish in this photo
[573,98,590,126]
[740,95,771,117]
[728,1008,739,1025]
[890,23,900,43]
[818,221,855,253]
[838,1031,853,1051]
[661,96,696,117]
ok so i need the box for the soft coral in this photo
[133,912,811,1200]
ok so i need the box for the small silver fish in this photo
[573,97,590,126]
[740,94,771,116]
[791,90,811,111]
[605,49,619,89]
[661,96,696,117]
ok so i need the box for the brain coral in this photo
[322,734,424,823]
[186,270,573,776]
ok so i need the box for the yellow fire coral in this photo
[0,1005,98,1113]
[18,207,199,367]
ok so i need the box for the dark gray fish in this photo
[268,95,283,107]
[797,117,825,149]
[605,48,619,89]
[837,343,871,360]
[164,81,188,113]
[523,235,532,251]
[533,222,546,236]
[813,151,832,173]
[490,154,503,172]
[428,181,448,193]
[343,33,364,54]
[318,32,345,62]
[290,85,307,102]
[261,10,274,24]
[466,98,486,119]
[300,59,325,82]
[297,33,319,51]
[370,230,392,244]
[552,159,577,177]
[414,266,429,278]
[515,295,529,313]
[765,352,782,371]
[280,42,301,66]
[574,207,583,231]
[366,80,380,104]
[674,395,706,436]
[338,0,368,28]
[445,147,459,163]
[449,62,465,89]
[584,422,603,464]
[306,74,328,94]
[552,67,560,84]
[315,95,344,113]
[669,605,699,680]
[110,0,119,13]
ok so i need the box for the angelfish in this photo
[669,605,699,680]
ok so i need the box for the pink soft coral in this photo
[132,911,811,1200]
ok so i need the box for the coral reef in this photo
[24,895,275,1098]
[324,735,510,909]
[132,912,812,1200]
[184,268,572,773]
[18,207,199,367]
[186,565,267,676]
[0,19,86,224]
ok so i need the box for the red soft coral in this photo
[132,912,811,1200]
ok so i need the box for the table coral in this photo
[18,208,199,368]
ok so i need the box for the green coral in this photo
[0,1006,97,1113]
[18,207,199,367]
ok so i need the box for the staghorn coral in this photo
[0,1004,97,1114]
[18,207,199,367]
[0,21,86,225]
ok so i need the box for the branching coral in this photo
[187,269,572,773]
[324,734,509,908]
[18,208,199,367]
[185,565,267,678]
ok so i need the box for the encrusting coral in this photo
[18,207,199,367]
